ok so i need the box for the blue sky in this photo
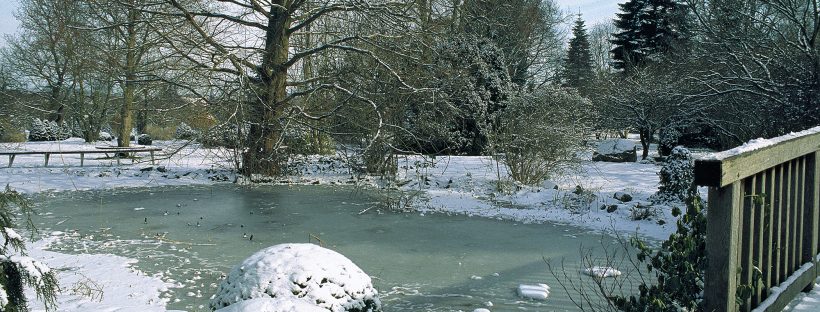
[0,0,620,45]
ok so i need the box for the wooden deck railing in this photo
[694,128,820,311]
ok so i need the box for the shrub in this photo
[174,122,199,140]
[0,185,60,311]
[28,118,69,142]
[494,87,593,185]
[658,127,681,157]
[202,123,247,149]
[137,134,152,145]
[652,146,694,204]
[98,132,114,141]
[611,188,705,311]
[144,125,175,140]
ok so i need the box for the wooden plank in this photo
[7,154,14,168]
[773,164,784,286]
[760,262,818,312]
[763,169,775,299]
[741,177,755,310]
[753,173,766,305]
[802,152,819,291]
[778,163,791,280]
[80,153,84,167]
[694,131,820,187]
[705,182,743,312]
[44,153,49,167]
[795,158,805,270]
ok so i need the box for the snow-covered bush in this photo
[202,123,247,149]
[137,134,153,145]
[215,298,327,312]
[211,243,381,312]
[98,131,114,141]
[0,186,59,311]
[28,118,70,142]
[652,146,694,203]
[175,122,199,140]
[495,87,593,185]
[658,127,681,157]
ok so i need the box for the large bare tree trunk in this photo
[241,3,291,176]
[117,3,139,148]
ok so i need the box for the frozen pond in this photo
[31,185,632,311]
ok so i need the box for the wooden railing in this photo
[694,128,820,311]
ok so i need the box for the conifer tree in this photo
[611,0,686,71]
[563,15,593,94]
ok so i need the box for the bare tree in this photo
[162,0,416,176]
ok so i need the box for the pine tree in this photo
[611,0,686,71]
[563,15,593,94]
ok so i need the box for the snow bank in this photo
[211,243,381,312]
[704,126,820,160]
[517,283,550,300]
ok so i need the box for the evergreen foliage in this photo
[0,185,60,311]
[612,186,706,311]
[611,0,687,71]
[28,119,70,142]
[653,146,694,204]
[563,16,594,94]
[402,35,514,156]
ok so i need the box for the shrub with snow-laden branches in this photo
[0,185,59,311]
[211,243,381,312]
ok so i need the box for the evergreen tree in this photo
[611,0,686,71]
[563,15,594,94]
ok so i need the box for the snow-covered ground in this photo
[2,138,817,311]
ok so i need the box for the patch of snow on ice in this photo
[582,266,622,278]
[517,283,550,300]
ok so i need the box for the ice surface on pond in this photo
[31,185,636,311]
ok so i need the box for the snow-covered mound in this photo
[517,283,550,300]
[210,243,381,312]
[215,297,327,312]
[582,266,622,278]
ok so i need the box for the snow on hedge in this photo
[210,243,381,312]
[596,139,637,155]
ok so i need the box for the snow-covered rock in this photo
[215,297,327,312]
[472,309,491,312]
[592,139,637,163]
[613,192,633,202]
[517,283,550,300]
[582,266,622,278]
[210,243,381,312]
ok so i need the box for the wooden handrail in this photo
[695,127,820,312]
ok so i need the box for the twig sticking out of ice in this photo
[517,283,550,300]
[582,266,622,278]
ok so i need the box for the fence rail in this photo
[695,128,820,312]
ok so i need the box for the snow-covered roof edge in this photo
[701,126,820,161]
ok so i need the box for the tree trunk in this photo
[241,3,291,176]
[639,127,653,160]
[117,3,139,148]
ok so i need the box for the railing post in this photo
[805,153,820,282]
[705,182,743,312]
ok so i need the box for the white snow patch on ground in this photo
[24,235,174,312]
[784,277,820,311]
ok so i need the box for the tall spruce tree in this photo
[611,0,685,71]
[563,15,593,94]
